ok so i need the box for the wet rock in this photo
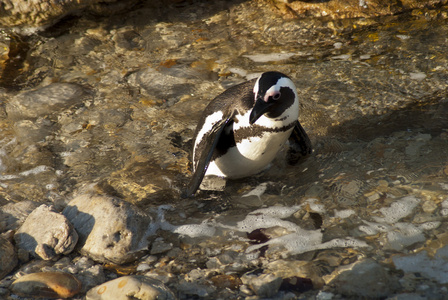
[85,275,176,300]
[272,0,447,19]
[10,271,81,299]
[13,118,54,144]
[326,259,399,298]
[393,245,448,284]
[127,67,193,102]
[242,273,282,298]
[0,236,17,280]
[6,83,85,121]
[0,0,138,29]
[0,200,40,232]
[63,193,154,264]
[150,238,173,255]
[14,204,78,260]
[77,265,106,293]
[266,260,324,288]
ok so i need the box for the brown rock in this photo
[0,236,17,280]
[11,272,82,299]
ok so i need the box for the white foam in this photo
[249,205,302,219]
[173,222,216,238]
[334,209,355,219]
[16,165,52,177]
[386,222,425,250]
[246,231,368,255]
[373,195,420,224]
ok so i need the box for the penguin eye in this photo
[272,92,281,100]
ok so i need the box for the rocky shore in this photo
[1,0,448,299]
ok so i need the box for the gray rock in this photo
[0,201,40,233]
[6,83,85,121]
[77,265,106,293]
[85,275,176,300]
[0,236,17,280]
[14,204,78,260]
[63,193,154,264]
[329,258,399,298]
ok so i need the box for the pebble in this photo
[14,204,78,260]
[10,271,81,299]
[0,236,17,280]
[63,193,154,264]
[85,275,176,300]
[242,273,282,298]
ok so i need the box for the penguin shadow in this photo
[300,92,448,184]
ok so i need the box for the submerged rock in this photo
[5,83,86,121]
[245,273,282,298]
[0,200,40,232]
[63,193,154,264]
[10,271,81,299]
[14,204,78,260]
[85,275,176,300]
[326,259,400,298]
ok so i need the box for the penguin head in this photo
[249,71,297,125]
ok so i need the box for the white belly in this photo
[205,128,293,179]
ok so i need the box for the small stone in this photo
[136,263,151,272]
[77,265,106,293]
[0,236,17,280]
[245,273,282,298]
[11,272,81,299]
[150,239,173,255]
[63,193,154,264]
[14,204,78,260]
[210,274,242,290]
[85,275,176,300]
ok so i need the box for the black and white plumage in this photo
[183,71,312,197]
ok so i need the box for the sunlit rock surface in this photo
[63,194,155,264]
[0,0,448,299]
[14,204,78,260]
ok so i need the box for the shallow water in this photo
[1,0,448,298]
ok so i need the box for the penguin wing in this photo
[182,115,234,198]
[287,121,313,165]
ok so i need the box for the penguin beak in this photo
[249,96,273,124]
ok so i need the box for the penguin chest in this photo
[206,125,293,179]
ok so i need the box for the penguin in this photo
[183,71,312,198]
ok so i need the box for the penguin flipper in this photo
[287,121,312,165]
[182,117,232,198]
